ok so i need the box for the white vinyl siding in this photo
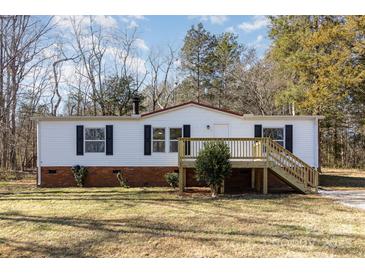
[38,105,320,167]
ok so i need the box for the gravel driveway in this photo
[319,189,365,210]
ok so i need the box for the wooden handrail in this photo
[267,139,311,170]
[266,138,317,188]
[178,137,318,190]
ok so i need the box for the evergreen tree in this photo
[103,75,138,116]
[210,32,243,108]
[180,23,216,102]
[268,15,365,166]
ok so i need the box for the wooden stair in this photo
[270,164,308,193]
[266,139,318,194]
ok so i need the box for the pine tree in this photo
[180,23,216,102]
[268,15,365,166]
[210,32,243,108]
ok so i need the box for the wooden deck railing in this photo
[178,137,267,159]
[178,137,318,190]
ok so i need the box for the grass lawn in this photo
[320,168,365,190]
[0,179,364,258]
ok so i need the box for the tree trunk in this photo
[210,184,220,198]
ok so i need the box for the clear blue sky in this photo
[116,15,271,57]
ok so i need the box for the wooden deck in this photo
[178,138,319,194]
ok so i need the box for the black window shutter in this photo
[285,125,293,152]
[183,124,191,155]
[106,125,113,155]
[254,124,262,137]
[76,125,84,155]
[144,125,151,155]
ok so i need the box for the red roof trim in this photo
[141,101,243,117]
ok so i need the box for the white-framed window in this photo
[153,128,165,152]
[169,128,182,153]
[263,127,284,146]
[85,127,105,153]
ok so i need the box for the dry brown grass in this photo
[320,168,365,190]
[0,179,364,258]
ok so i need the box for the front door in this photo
[213,124,229,138]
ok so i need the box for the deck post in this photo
[178,139,185,193]
[265,137,271,166]
[183,168,186,189]
[179,166,184,192]
[251,168,255,189]
[314,169,319,192]
[263,167,268,194]
[304,167,308,191]
[255,169,261,192]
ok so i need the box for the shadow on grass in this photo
[0,188,177,196]
[320,174,365,188]
[0,211,363,257]
[0,186,300,202]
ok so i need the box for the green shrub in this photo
[116,171,129,188]
[71,165,88,187]
[164,172,179,189]
[195,141,231,197]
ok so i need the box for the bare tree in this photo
[0,16,52,170]
[50,41,79,116]
[17,62,51,170]
[64,69,92,116]
[144,46,178,111]
[111,27,147,98]
[233,54,283,115]
[68,16,107,115]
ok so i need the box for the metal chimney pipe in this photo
[132,96,140,115]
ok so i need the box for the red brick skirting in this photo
[40,166,293,192]
[40,166,179,188]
